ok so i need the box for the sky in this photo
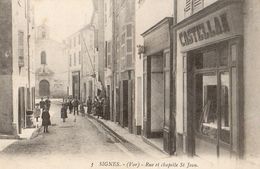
[33,0,93,42]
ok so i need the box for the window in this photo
[74,37,76,47]
[185,0,204,17]
[18,31,24,67]
[78,35,81,45]
[74,53,76,66]
[70,55,72,66]
[41,51,46,65]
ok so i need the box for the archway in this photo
[39,80,50,96]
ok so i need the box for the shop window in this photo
[220,45,228,67]
[195,73,218,140]
[195,50,217,69]
[220,72,230,144]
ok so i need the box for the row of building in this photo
[68,0,259,161]
[0,0,68,136]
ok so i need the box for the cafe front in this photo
[175,1,244,158]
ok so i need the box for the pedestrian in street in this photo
[86,96,92,114]
[45,96,51,111]
[33,103,41,128]
[68,97,73,114]
[42,107,51,133]
[39,97,45,113]
[61,103,68,122]
[72,97,79,116]
[80,101,85,117]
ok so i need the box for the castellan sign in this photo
[179,13,230,47]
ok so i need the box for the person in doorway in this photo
[61,103,68,122]
[45,97,51,111]
[39,97,45,113]
[86,96,92,114]
[73,97,79,116]
[33,103,41,128]
[42,106,51,133]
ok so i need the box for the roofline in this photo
[141,17,173,37]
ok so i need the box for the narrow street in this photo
[0,101,146,165]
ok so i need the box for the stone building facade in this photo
[0,0,35,135]
[35,24,67,98]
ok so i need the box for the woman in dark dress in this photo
[61,103,68,122]
[42,107,51,133]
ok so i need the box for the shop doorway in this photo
[143,54,164,141]
[39,80,50,96]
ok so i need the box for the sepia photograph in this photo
[0,0,259,169]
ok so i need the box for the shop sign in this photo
[179,13,230,47]
[177,4,243,51]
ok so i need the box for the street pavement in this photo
[0,101,148,169]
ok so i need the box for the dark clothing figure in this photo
[42,109,51,133]
[39,100,45,109]
[45,99,51,111]
[73,99,79,115]
[61,105,68,122]
[68,99,73,114]
[86,98,92,114]
[80,103,85,116]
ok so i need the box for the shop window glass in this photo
[219,45,228,67]
[196,73,218,140]
[195,50,217,69]
[220,72,230,144]
[231,44,237,62]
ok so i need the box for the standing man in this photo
[73,96,79,116]
[45,97,51,111]
[86,96,92,114]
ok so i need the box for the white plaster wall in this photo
[243,0,260,160]
[135,0,173,128]
[12,0,30,130]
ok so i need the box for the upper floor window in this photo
[41,51,47,65]
[18,31,24,67]
[185,0,204,17]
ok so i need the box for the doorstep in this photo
[142,137,166,154]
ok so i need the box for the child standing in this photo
[42,107,51,133]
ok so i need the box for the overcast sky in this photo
[33,0,93,42]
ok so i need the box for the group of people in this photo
[34,97,52,133]
[60,96,85,122]
[60,95,109,122]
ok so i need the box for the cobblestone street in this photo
[0,101,147,169]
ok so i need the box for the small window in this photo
[18,31,24,67]
[41,51,46,65]
[74,53,76,66]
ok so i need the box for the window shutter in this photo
[185,0,192,12]
[193,0,203,13]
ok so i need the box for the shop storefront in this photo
[175,1,244,158]
[142,17,175,154]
